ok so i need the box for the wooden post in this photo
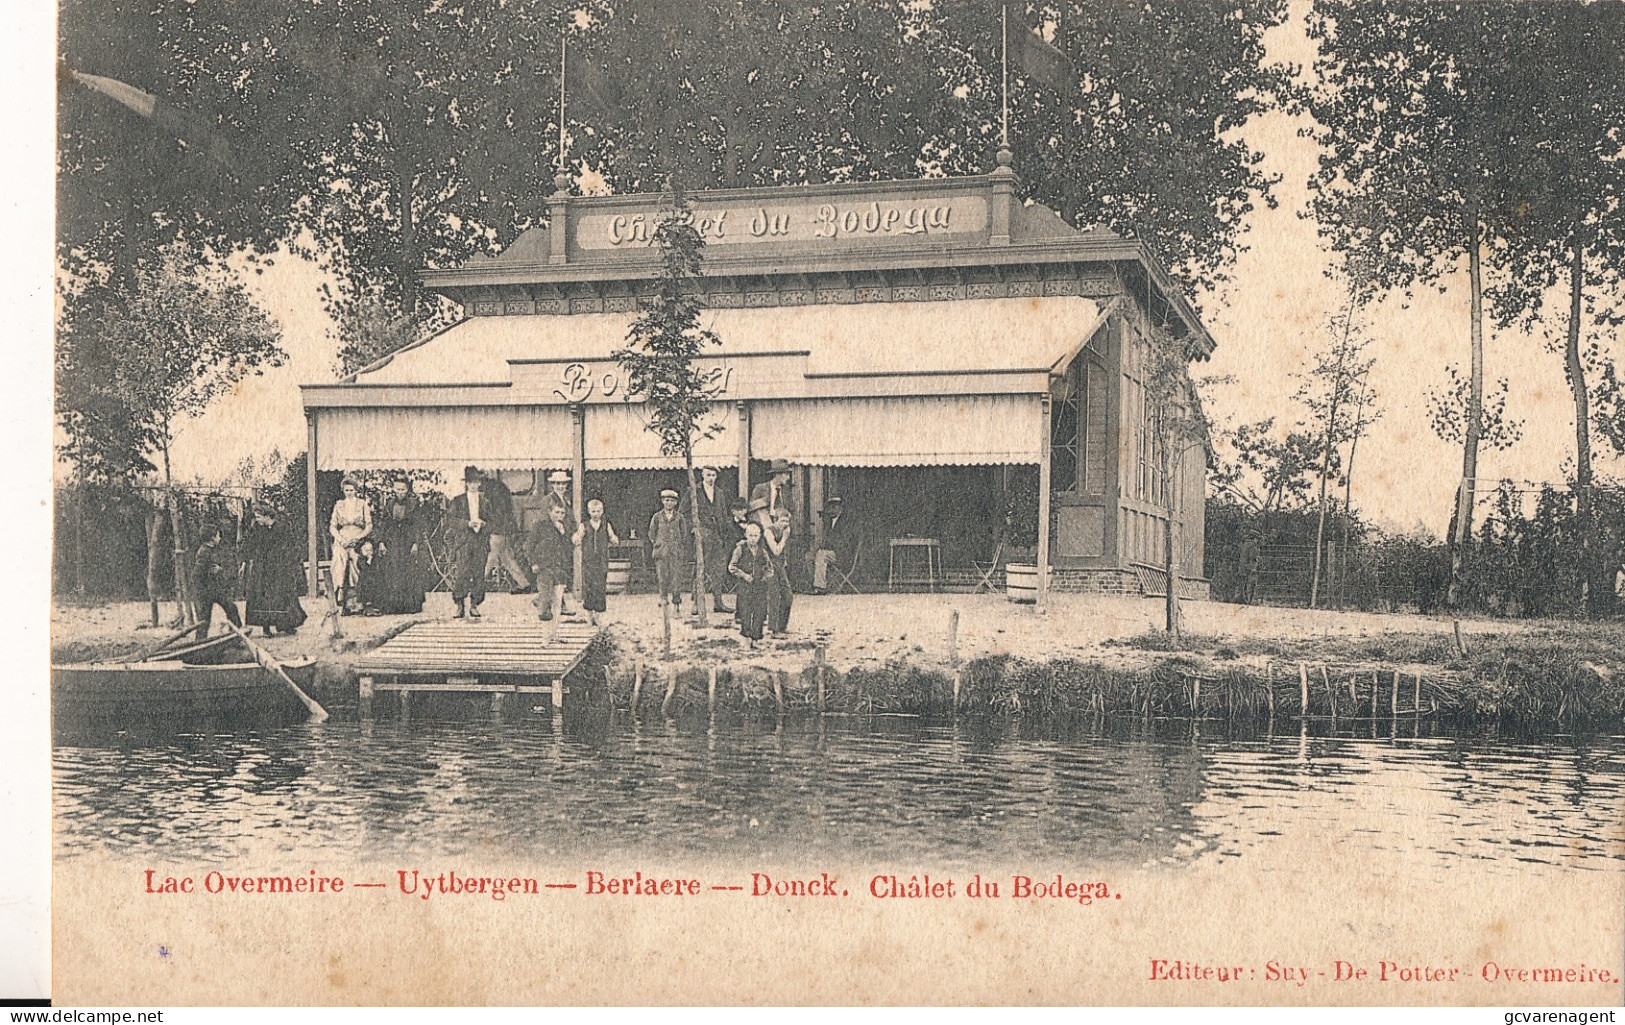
[948,609,960,666]
[492,692,505,714]
[572,405,586,598]
[1413,672,1422,714]
[631,663,643,710]
[1190,675,1200,718]
[816,646,827,712]
[1371,672,1379,717]
[1298,663,1309,717]
[737,402,752,501]
[1037,395,1053,608]
[1264,664,1275,719]
[305,412,321,599]
[1453,619,1467,655]
[708,666,717,711]
[662,599,673,659]
[551,673,564,710]
[399,689,411,717]
[1321,666,1335,721]
[773,671,785,710]
[661,665,676,715]
[952,671,962,710]
[358,675,374,718]
[1390,670,1400,723]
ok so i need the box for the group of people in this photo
[325,459,860,644]
[190,503,309,637]
[329,475,431,618]
[440,464,620,625]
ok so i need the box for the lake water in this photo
[53,709,1625,876]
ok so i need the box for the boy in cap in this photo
[648,488,689,609]
[542,469,578,612]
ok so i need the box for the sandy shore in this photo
[52,588,1531,673]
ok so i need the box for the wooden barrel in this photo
[606,559,632,594]
[1005,563,1038,603]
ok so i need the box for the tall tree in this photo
[567,1,937,194]
[1142,323,1212,640]
[615,197,727,630]
[60,0,578,372]
[57,247,285,623]
[918,0,1298,292]
[1475,2,1625,614]
[1297,301,1376,607]
[1308,0,1540,605]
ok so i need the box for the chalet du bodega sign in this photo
[576,193,989,250]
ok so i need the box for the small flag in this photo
[1003,1,1076,94]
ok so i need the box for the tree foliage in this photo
[614,197,726,622]
[57,248,286,473]
[62,0,1299,348]
[1210,419,1325,516]
[917,0,1298,291]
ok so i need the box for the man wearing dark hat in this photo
[443,465,492,618]
[680,466,732,613]
[480,468,534,595]
[648,488,690,609]
[813,496,859,594]
[749,459,797,529]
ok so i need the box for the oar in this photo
[138,620,207,661]
[223,620,330,723]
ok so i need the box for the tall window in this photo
[1050,341,1107,496]
[1051,373,1080,494]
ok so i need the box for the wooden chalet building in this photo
[300,156,1213,600]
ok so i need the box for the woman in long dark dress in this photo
[575,498,619,626]
[375,478,427,614]
[241,505,307,636]
[729,521,773,646]
[530,502,574,621]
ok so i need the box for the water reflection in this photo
[53,712,1625,876]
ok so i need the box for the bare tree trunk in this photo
[1565,236,1594,615]
[686,454,708,628]
[145,505,163,627]
[1310,311,1355,608]
[1337,376,1371,608]
[72,483,88,597]
[161,431,191,627]
[1448,216,1485,608]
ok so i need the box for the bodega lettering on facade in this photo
[552,361,735,404]
[585,195,984,249]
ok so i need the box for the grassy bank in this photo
[50,595,1625,731]
[577,621,1625,731]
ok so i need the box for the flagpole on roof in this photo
[1000,1,1010,149]
[558,34,568,174]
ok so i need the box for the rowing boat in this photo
[52,633,318,729]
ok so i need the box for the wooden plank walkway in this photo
[353,620,600,712]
